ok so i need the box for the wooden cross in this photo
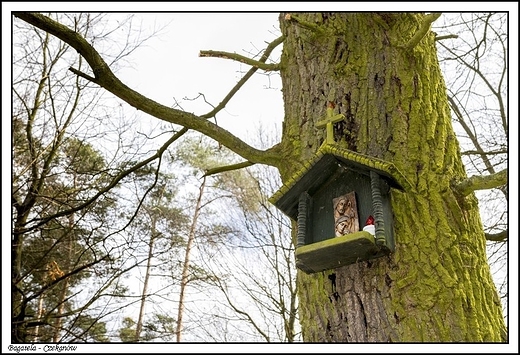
[316,102,345,145]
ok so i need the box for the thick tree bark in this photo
[278,13,506,342]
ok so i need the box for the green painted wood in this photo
[295,231,387,274]
[269,143,411,222]
[297,192,311,248]
[268,142,403,272]
[310,167,373,243]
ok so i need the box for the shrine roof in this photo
[269,144,412,219]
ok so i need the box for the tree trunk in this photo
[176,176,206,342]
[53,172,77,342]
[278,13,506,342]
[135,216,157,341]
[33,295,45,342]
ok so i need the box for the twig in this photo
[203,161,255,177]
[199,50,280,71]
[435,34,458,41]
[201,35,284,119]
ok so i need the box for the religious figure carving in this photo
[333,191,359,237]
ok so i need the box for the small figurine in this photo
[363,215,375,236]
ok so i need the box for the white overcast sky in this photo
[3,2,518,352]
[115,12,285,146]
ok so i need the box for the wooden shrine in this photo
[269,105,411,274]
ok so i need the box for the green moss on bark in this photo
[278,12,506,342]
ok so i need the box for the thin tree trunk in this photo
[176,176,206,342]
[135,217,157,341]
[52,277,69,342]
[11,34,50,342]
[33,294,45,342]
[51,234,71,342]
[52,171,77,342]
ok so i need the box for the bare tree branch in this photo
[439,18,507,136]
[199,50,280,71]
[21,128,187,234]
[435,34,459,41]
[453,168,507,196]
[447,95,497,175]
[461,149,508,156]
[485,230,507,242]
[203,161,255,177]
[17,254,109,318]
[211,274,271,342]
[200,35,284,119]
[13,12,283,169]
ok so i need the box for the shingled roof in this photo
[269,144,412,221]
